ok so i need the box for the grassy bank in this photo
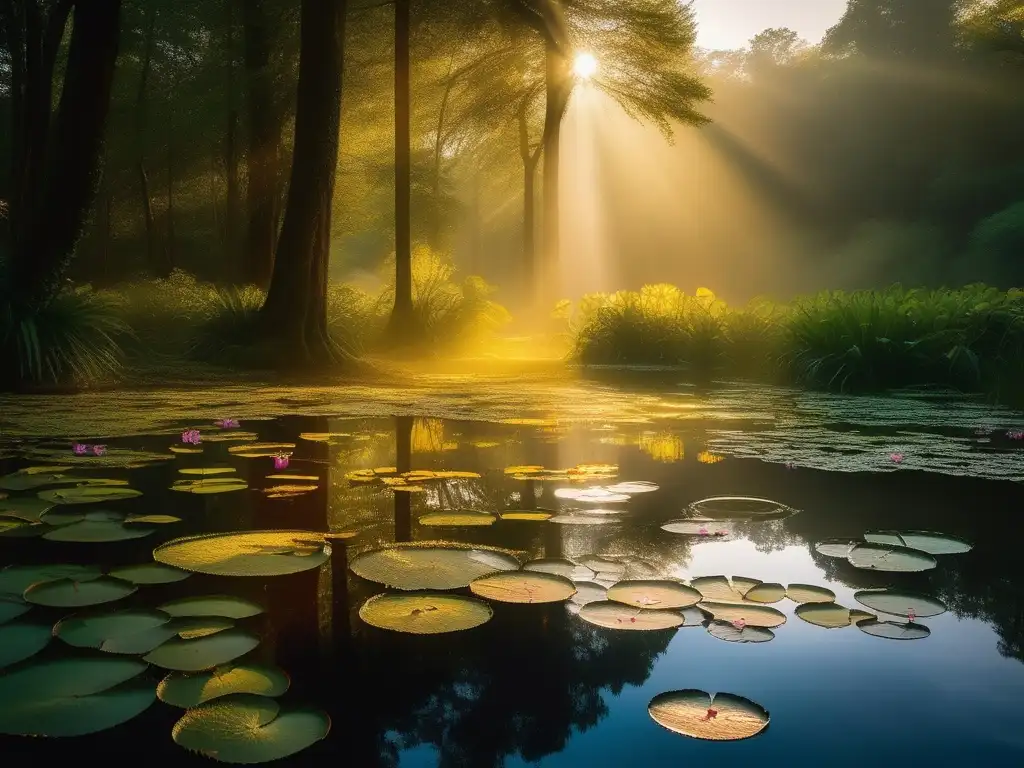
[567,284,1024,400]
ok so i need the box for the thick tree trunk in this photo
[134,2,163,276]
[388,0,414,333]
[224,0,240,276]
[518,100,542,299]
[258,0,347,364]
[540,40,570,305]
[242,0,282,290]
[7,0,120,309]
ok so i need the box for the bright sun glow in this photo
[573,52,598,80]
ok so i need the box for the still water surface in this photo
[1,381,1023,766]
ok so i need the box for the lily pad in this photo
[648,690,770,741]
[171,693,330,763]
[38,485,142,505]
[0,657,154,737]
[578,601,684,631]
[569,582,608,606]
[418,511,497,527]
[0,517,30,534]
[706,621,775,643]
[171,477,249,495]
[499,511,554,521]
[153,530,330,577]
[687,496,794,521]
[158,664,291,708]
[24,446,173,468]
[0,621,52,668]
[159,595,264,620]
[469,571,576,604]
[814,539,860,558]
[554,487,630,503]
[856,619,931,640]
[170,445,204,455]
[56,609,173,649]
[43,514,155,542]
[0,495,55,522]
[690,575,759,603]
[795,602,876,629]
[143,627,260,671]
[178,467,238,476]
[125,513,182,524]
[661,519,735,536]
[349,542,520,591]
[607,580,701,609]
[24,576,137,608]
[604,481,658,494]
[523,558,595,581]
[786,584,836,603]
[108,562,191,585]
[577,555,626,578]
[865,530,972,555]
[100,617,235,655]
[847,542,937,572]
[0,468,92,491]
[0,563,102,597]
[548,514,619,525]
[0,596,30,624]
[698,601,787,628]
[359,592,493,633]
[743,583,786,604]
[853,589,947,619]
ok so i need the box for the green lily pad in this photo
[23,446,173,469]
[743,583,786,604]
[690,575,760,603]
[349,542,520,591]
[0,596,30,624]
[706,621,775,643]
[814,539,860,558]
[0,517,29,534]
[0,621,52,668]
[359,592,493,633]
[578,601,684,631]
[607,580,701,609]
[469,571,576,604]
[648,689,770,741]
[499,511,554,521]
[124,514,182,524]
[687,496,795,521]
[108,563,192,585]
[24,576,137,608]
[0,656,154,736]
[178,467,238,476]
[856,618,931,640]
[795,602,876,629]
[0,496,55,522]
[417,511,497,527]
[0,468,88,491]
[864,530,972,555]
[0,520,52,537]
[577,556,627,578]
[0,563,102,597]
[523,558,595,581]
[786,584,836,603]
[853,589,947,618]
[847,543,937,572]
[43,516,155,542]
[170,477,249,495]
[171,693,330,763]
[158,664,291,708]
[143,628,260,671]
[158,595,264,620]
[101,617,235,655]
[154,530,330,577]
[698,601,787,628]
[56,609,173,649]
[39,509,87,525]
[660,519,736,536]
[38,485,142,505]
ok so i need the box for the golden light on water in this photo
[572,52,598,80]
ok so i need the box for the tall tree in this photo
[387,0,414,335]
[257,0,348,363]
[2,0,122,310]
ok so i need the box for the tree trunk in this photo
[165,120,175,271]
[258,0,347,364]
[388,0,413,334]
[242,0,282,290]
[134,2,163,276]
[7,0,121,310]
[224,0,240,277]
[429,52,456,250]
[540,39,570,305]
[518,99,542,299]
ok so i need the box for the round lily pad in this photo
[171,477,249,494]
[43,516,154,542]
[359,592,493,633]
[698,601,787,628]
[847,543,937,572]
[349,542,520,591]
[0,517,29,534]
[866,530,972,555]
[578,601,684,631]
[706,621,775,643]
[856,619,931,640]
[169,445,203,454]
[0,519,50,537]
[108,562,192,585]
[0,596,30,624]
[0,621,52,668]
[604,481,658,494]
[56,609,172,649]
[38,485,141,505]
[158,595,264,619]
[154,530,330,577]
[171,693,330,763]
[688,496,793,521]
[577,555,626,578]
[570,582,608,606]
[862,531,903,546]
[125,514,183,524]
[0,656,154,736]
[607,580,701,609]
[158,664,291,708]
[24,576,137,608]
[178,467,238,476]
[499,511,553,521]
[469,571,576,604]
[795,602,876,629]
[814,539,860,558]
[648,690,770,741]
[548,514,618,525]
[0,468,84,491]
[661,519,735,536]
[0,563,102,597]
[523,558,595,581]
[690,576,759,603]
[0,496,55,522]
[143,627,260,671]
[228,442,296,456]
[554,488,630,503]
[417,511,496,527]
[853,589,946,618]
[39,509,87,525]
[786,584,836,603]
[743,583,786,604]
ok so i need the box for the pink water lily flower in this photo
[273,453,290,470]
[732,618,746,630]
[182,429,202,445]
[91,445,107,456]
[907,608,916,622]
[890,453,904,464]
[72,443,88,455]
[215,418,240,429]
[698,526,709,536]
[1007,430,1024,440]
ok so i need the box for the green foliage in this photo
[0,288,128,388]
[569,283,1024,399]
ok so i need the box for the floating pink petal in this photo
[890,453,904,464]
[698,527,709,536]
[72,443,88,455]
[273,454,290,470]
[215,418,240,429]
[732,618,746,630]
[907,609,916,622]
[182,429,202,445]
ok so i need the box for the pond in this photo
[1,379,1023,765]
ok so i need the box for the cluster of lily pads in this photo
[814,529,972,573]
